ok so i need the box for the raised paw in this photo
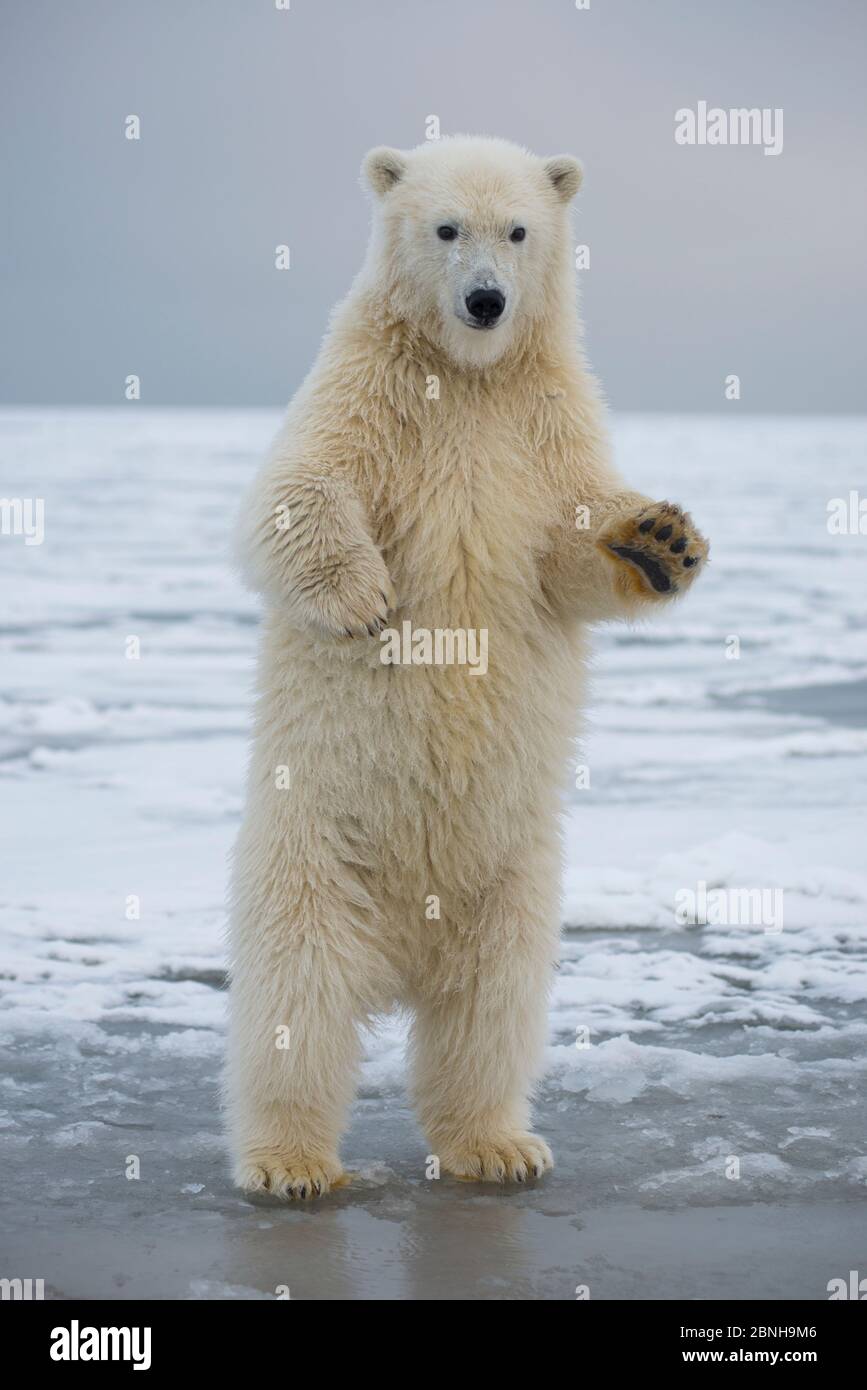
[318,568,397,641]
[597,501,708,598]
[234,1148,346,1200]
[442,1131,554,1184]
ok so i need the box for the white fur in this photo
[226,136,707,1196]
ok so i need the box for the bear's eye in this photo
[437,225,458,241]
[510,227,526,243]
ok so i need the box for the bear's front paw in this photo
[597,501,708,599]
[441,1131,553,1184]
[312,561,397,640]
[234,1147,346,1200]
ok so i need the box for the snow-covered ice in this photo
[1,408,865,1299]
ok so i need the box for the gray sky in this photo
[2,0,865,411]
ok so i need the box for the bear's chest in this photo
[377,413,552,620]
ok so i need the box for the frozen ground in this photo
[1,409,865,1300]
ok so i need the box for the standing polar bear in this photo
[227,136,708,1197]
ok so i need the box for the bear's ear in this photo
[543,155,583,203]
[362,146,408,197]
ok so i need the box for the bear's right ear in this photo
[362,146,408,197]
[543,155,584,203]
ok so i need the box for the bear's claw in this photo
[235,1150,346,1200]
[443,1131,554,1184]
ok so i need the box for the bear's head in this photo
[360,136,583,369]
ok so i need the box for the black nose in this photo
[465,288,505,324]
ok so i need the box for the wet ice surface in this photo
[1,409,866,1300]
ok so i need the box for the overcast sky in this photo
[2,0,865,411]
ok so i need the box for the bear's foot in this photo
[234,1147,345,1200]
[442,1131,553,1184]
[598,501,708,598]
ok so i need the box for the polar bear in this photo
[227,136,708,1197]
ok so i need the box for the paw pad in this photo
[599,501,708,597]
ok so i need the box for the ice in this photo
[1,408,866,1299]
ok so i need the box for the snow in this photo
[1,407,865,1299]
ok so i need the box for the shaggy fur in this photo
[226,136,708,1197]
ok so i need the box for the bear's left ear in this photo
[543,155,583,203]
[362,146,408,197]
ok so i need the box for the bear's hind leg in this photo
[410,854,559,1183]
[226,855,387,1199]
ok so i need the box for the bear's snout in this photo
[464,287,506,326]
